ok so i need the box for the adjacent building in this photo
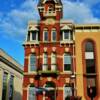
[0,49,23,100]
[23,0,100,100]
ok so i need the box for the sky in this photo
[0,0,100,66]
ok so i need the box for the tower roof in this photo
[38,0,62,7]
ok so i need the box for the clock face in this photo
[45,18,55,25]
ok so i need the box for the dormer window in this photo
[43,28,48,41]
[61,25,73,41]
[64,30,69,40]
[48,5,54,12]
[32,31,37,41]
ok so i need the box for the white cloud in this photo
[0,0,39,42]
[81,0,100,7]
[62,0,100,23]
[0,0,100,42]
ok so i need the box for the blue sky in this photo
[0,0,100,66]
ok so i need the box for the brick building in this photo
[23,0,100,100]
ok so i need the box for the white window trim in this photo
[51,29,56,42]
[63,53,72,73]
[28,54,37,73]
[30,31,38,41]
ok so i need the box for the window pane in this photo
[30,54,36,71]
[2,72,8,100]
[85,41,94,52]
[29,86,35,100]
[44,53,48,64]
[51,53,56,64]
[9,76,14,100]
[64,86,72,98]
[64,31,69,40]
[52,30,56,41]
[44,31,48,41]
[32,31,36,40]
[64,54,72,71]
[86,59,95,73]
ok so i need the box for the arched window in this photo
[45,82,56,100]
[29,54,36,71]
[64,53,72,71]
[43,53,48,71]
[83,40,97,98]
[85,41,95,73]
[64,84,72,100]
[51,28,56,41]
[43,28,48,41]
[28,85,36,100]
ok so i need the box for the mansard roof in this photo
[38,0,62,7]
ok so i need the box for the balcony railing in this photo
[38,64,59,75]
[60,40,74,44]
[43,11,56,17]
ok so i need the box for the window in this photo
[43,53,48,64]
[29,54,36,71]
[87,78,96,97]
[51,29,56,41]
[43,29,48,41]
[32,31,37,40]
[51,53,56,64]
[45,82,56,100]
[2,72,8,100]
[85,41,94,52]
[64,31,69,40]
[85,41,95,73]
[64,53,72,71]
[51,53,56,71]
[9,75,14,100]
[43,53,48,71]
[64,85,72,100]
[63,30,71,40]
[27,33,30,41]
[29,85,36,100]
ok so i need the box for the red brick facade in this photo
[22,0,100,100]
